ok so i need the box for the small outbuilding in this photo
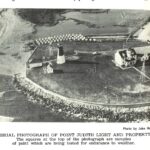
[43,62,54,74]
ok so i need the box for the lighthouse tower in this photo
[57,44,66,64]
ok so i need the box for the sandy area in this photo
[137,22,150,42]
[0,9,34,76]
[0,116,14,122]
[0,9,35,121]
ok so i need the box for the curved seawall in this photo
[13,74,150,122]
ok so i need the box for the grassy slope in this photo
[27,41,150,105]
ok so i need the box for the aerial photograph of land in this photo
[0,9,150,122]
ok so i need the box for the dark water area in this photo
[17,9,150,38]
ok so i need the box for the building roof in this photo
[118,48,136,59]
[27,45,58,64]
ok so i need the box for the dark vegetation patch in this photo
[17,9,67,26]
[0,52,6,55]
[67,18,102,29]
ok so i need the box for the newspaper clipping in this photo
[0,0,150,149]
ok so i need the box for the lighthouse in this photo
[57,44,66,64]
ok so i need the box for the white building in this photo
[57,45,66,64]
[114,48,137,68]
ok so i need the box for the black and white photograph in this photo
[1,8,150,122]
